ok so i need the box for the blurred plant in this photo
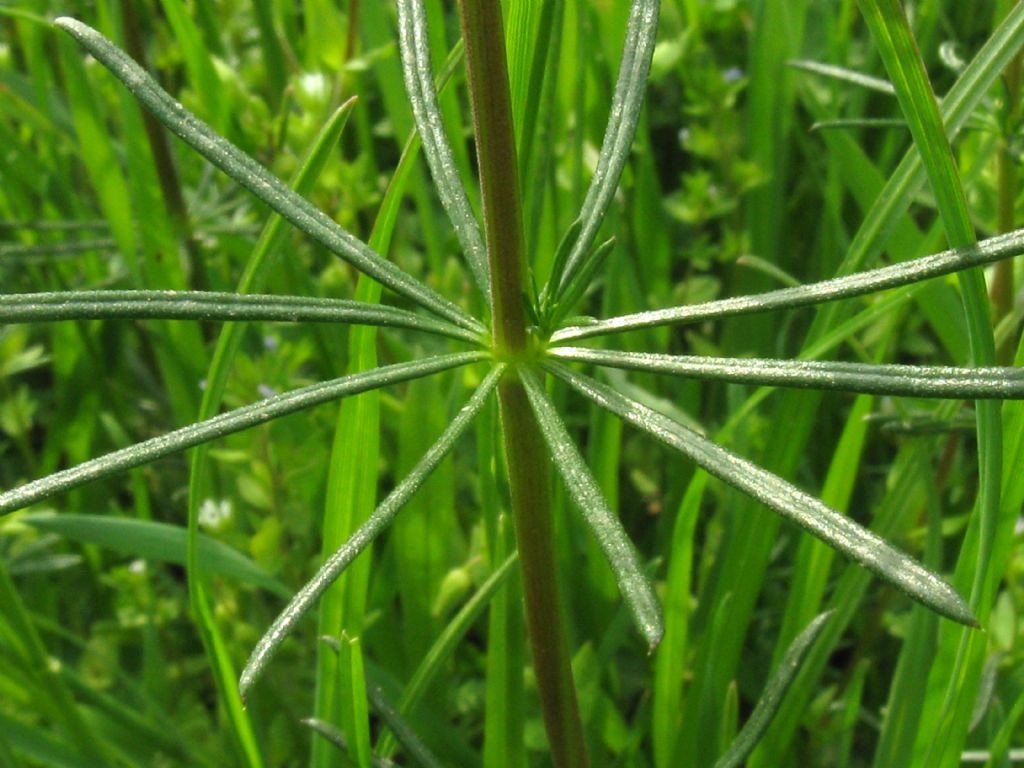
[2,1,1024,766]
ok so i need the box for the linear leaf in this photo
[551,228,1024,342]
[300,720,392,768]
[546,362,976,626]
[181,98,356,768]
[551,347,1024,399]
[19,514,289,598]
[377,551,519,759]
[518,367,663,650]
[788,59,896,94]
[0,353,485,516]
[712,612,832,768]
[53,18,483,334]
[858,4,1001,767]
[239,365,504,698]
[545,0,659,301]
[0,290,483,344]
[396,0,489,298]
[366,683,444,768]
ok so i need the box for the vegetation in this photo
[2,1,1024,766]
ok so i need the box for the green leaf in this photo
[518,367,663,650]
[546,0,659,302]
[377,552,519,757]
[182,98,358,768]
[0,290,483,344]
[300,720,392,768]
[546,362,976,626]
[20,513,289,597]
[53,17,483,334]
[0,352,485,516]
[789,59,896,94]
[239,365,504,699]
[551,228,1024,342]
[366,681,444,768]
[396,0,489,297]
[550,347,1024,399]
[712,612,832,768]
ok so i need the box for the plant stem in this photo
[457,2,588,766]
[457,0,528,354]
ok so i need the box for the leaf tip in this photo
[238,664,256,704]
[53,16,81,33]
[933,582,977,628]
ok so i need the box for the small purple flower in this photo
[263,335,279,351]
[258,383,277,399]
[723,66,743,83]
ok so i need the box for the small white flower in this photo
[199,498,233,531]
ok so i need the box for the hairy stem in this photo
[457,1,588,765]
[457,0,528,353]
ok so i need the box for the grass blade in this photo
[546,362,976,626]
[518,367,663,650]
[239,365,504,698]
[377,551,519,758]
[0,290,483,344]
[396,0,489,298]
[366,682,444,768]
[0,353,484,516]
[53,17,483,333]
[711,612,832,768]
[788,59,896,94]
[20,513,290,597]
[859,4,1002,766]
[550,347,1024,399]
[551,228,1024,342]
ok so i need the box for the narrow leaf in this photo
[546,0,659,300]
[712,612,833,768]
[385,552,519,747]
[789,59,896,94]
[366,683,444,768]
[546,363,976,626]
[551,228,1024,342]
[518,367,663,649]
[0,290,482,344]
[396,0,489,298]
[551,347,1024,399]
[53,17,483,333]
[301,720,393,768]
[0,352,485,516]
[239,365,504,698]
[20,514,289,597]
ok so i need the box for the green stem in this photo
[457,0,528,354]
[456,2,588,766]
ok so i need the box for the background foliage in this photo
[2,0,1024,766]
